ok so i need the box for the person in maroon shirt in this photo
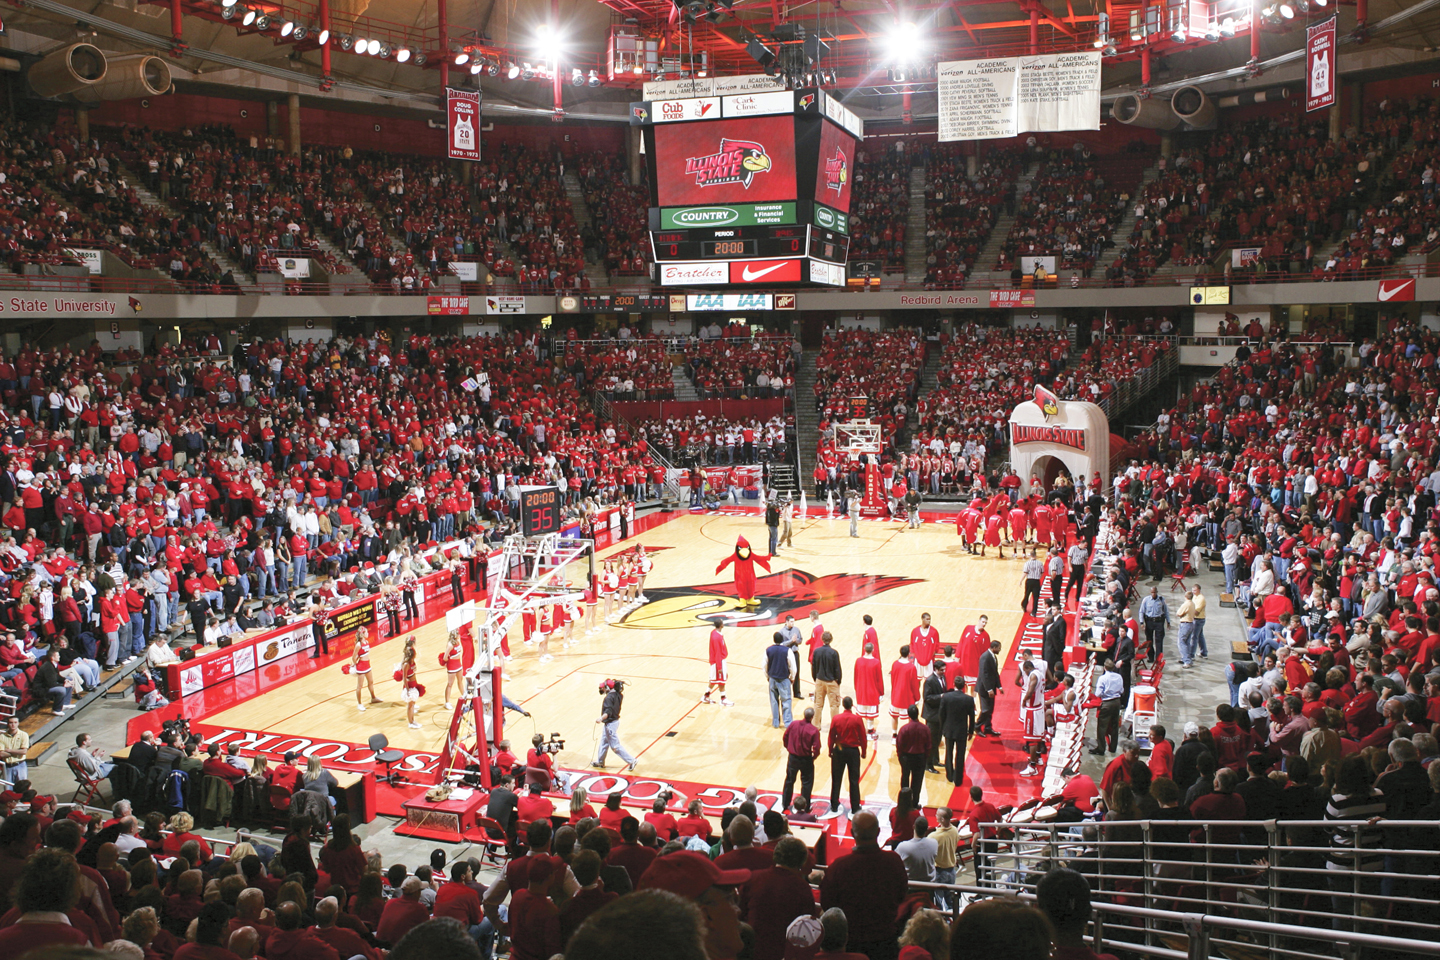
[605,817,658,889]
[827,697,868,816]
[310,897,378,960]
[375,878,430,946]
[316,817,366,898]
[1187,767,1247,846]
[747,837,820,960]
[507,857,561,960]
[0,848,92,953]
[201,744,246,784]
[558,850,617,946]
[1209,705,1249,770]
[266,901,340,960]
[430,860,487,948]
[894,704,931,807]
[637,851,751,960]
[782,708,821,812]
[966,786,1001,884]
[173,902,242,960]
[515,784,556,829]
[818,811,908,958]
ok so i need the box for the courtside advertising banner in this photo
[1306,17,1336,113]
[447,87,482,161]
[654,115,797,208]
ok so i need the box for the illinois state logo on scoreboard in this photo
[823,147,848,194]
[684,139,772,190]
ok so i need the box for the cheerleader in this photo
[583,578,600,635]
[559,593,581,647]
[532,604,554,663]
[635,546,652,603]
[441,629,464,708]
[350,624,383,711]
[400,568,419,622]
[398,636,423,729]
[380,578,402,637]
[620,557,638,607]
[601,561,620,622]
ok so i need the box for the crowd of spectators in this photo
[995,150,1139,279]
[574,154,649,278]
[638,416,791,466]
[681,334,797,401]
[557,334,673,401]
[922,146,1022,289]
[847,147,912,273]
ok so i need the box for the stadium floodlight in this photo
[571,67,584,85]
[413,52,426,65]
[279,19,294,36]
[1278,2,1295,17]
[337,33,353,50]
[1219,16,1236,35]
[485,58,499,76]
[377,42,392,58]
[220,5,236,19]
[454,48,470,65]
[536,24,565,62]
[241,8,257,26]
[395,47,410,62]
[253,13,270,30]
[470,59,483,74]
[221,0,237,7]
[291,23,308,40]
[316,28,329,44]
[521,62,534,80]
[505,60,520,79]
[1102,43,1117,56]
[587,68,600,86]
[882,20,921,64]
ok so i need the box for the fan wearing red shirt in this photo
[515,784,555,829]
[0,848,92,953]
[643,798,679,840]
[507,858,561,960]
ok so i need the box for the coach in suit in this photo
[975,641,1002,738]
[938,679,976,785]
[921,655,948,772]
[1042,606,1067,672]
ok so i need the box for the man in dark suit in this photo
[921,654,948,773]
[975,640,1002,738]
[1113,619,1136,698]
[127,731,158,775]
[1042,605,1068,671]
[938,678,976,785]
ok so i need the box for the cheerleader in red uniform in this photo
[635,546,653,603]
[349,624,383,711]
[583,578,600,635]
[621,557,639,608]
[440,629,464,708]
[400,569,419,622]
[397,637,424,729]
[602,561,621,622]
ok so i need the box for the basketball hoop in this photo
[836,418,883,458]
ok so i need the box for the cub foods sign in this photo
[659,202,796,229]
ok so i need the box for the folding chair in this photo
[1169,561,1191,593]
[68,757,104,806]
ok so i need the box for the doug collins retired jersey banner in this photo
[653,116,797,208]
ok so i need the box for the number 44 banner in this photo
[447,87,482,161]
[1306,17,1336,113]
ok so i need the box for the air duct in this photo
[1110,93,1181,130]
[1170,85,1216,127]
[73,55,171,102]
[28,43,108,98]
[1215,87,1291,108]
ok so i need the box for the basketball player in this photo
[1019,657,1046,776]
[350,624,382,712]
[853,641,885,740]
[441,629,464,709]
[909,612,939,679]
[958,504,981,554]
[861,614,880,661]
[888,645,920,739]
[958,616,991,690]
[704,620,732,706]
[982,510,1005,558]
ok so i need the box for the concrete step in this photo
[670,365,700,402]
[904,166,929,282]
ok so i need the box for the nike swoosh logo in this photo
[1378,283,1411,301]
[742,262,788,281]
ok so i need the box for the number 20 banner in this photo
[447,87,482,161]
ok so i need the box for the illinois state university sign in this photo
[1011,423,1087,451]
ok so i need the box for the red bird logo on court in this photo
[617,569,923,630]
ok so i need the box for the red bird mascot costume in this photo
[715,535,771,607]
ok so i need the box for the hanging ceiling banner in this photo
[1305,16,1336,113]
[937,52,1102,142]
[447,87,482,161]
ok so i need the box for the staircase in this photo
[125,172,261,293]
[670,364,699,401]
[793,347,821,483]
[768,462,799,499]
[969,161,1038,285]
[904,165,928,283]
[908,348,943,450]
[563,170,611,286]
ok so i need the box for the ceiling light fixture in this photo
[279,19,294,36]
[316,28,329,44]
[587,68,600,86]
[241,8,257,26]
[337,33,353,50]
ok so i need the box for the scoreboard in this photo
[633,87,861,288]
[557,294,670,314]
[519,485,562,537]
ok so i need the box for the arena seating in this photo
[847,146,912,273]
[681,334,796,400]
[923,145,1022,289]
[559,336,675,400]
[576,154,650,279]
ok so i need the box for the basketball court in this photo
[172,507,1062,819]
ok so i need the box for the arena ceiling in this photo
[5,0,1440,118]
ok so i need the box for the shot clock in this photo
[519,485,562,537]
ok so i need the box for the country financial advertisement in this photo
[654,115,797,208]
[813,119,855,214]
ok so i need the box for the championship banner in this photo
[446,87,482,161]
[1306,17,1336,113]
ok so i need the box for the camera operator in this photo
[592,679,638,773]
[526,732,574,796]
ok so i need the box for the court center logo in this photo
[618,569,923,629]
[823,146,848,194]
[684,139,772,190]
